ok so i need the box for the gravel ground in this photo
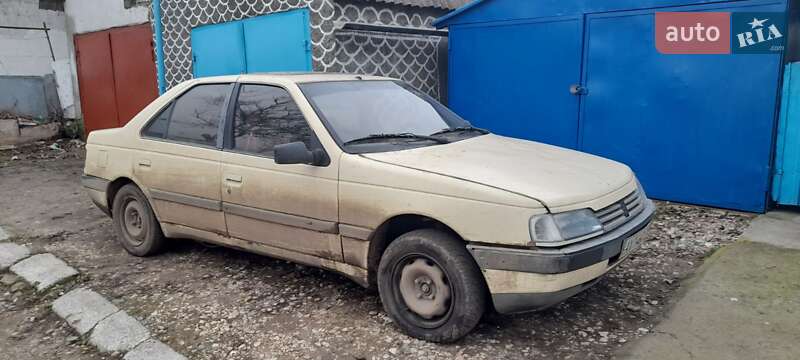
[0,142,755,359]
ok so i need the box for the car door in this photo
[135,83,233,235]
[220,83,341,260]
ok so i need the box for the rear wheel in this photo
[112,184,165,256]
[378,229,486,342]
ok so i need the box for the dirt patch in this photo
[0,138,85,164]
[0,145,754,359]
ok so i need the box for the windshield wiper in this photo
[430,126,490,136]
[344,133,450,146]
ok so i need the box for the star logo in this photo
[748,17,768,29]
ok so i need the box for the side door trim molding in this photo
[150,189,376,238]
[223,202,338,234]
[150,189,222,211]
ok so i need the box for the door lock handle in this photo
[138,160,151,167]
[225,175,243,183]
[570,84,588,95]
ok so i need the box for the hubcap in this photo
[123,199,146,242]
[398,258,451,320]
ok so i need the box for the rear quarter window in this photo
[141,83,232,147]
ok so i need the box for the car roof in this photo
[193,72,394,85]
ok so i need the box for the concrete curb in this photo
[0,226,186,360]
[11,253,79,291]
[53,288,120,335]
[0,242,30,270]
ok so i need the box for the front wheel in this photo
[377,229,487,342]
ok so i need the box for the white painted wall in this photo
[64,0,149,34]
[0,0,152,120]
[0,0,69,76]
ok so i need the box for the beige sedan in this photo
[82,73,653,342]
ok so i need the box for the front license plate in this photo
[621,233,642,258]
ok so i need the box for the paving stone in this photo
[0,273,20,286]
[123,339,187,360]
[10,281,27,292]
[0,226,8,241]
[53,288,120,335]
[0,242,30,270]
[89,311,150,353]
[10,253,78,291]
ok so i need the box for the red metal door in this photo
[75,24,158,136]
[110,24,158,127]
[75,31,119,135]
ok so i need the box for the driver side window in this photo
[231,84,317,157]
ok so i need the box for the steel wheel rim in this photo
[122,198,146,245]
[392,253,454,329]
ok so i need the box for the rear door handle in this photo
[138,160,151,168]
[225,175,243,183]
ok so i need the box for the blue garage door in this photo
[446,0,786,212]
[449,19,584,149]
[191,8,312,78]
[580,1,785,212]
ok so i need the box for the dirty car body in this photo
[82,73,654,342]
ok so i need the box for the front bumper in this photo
[469,199,655,314]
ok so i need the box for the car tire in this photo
[378,229,487,343]
[112,184,165,257]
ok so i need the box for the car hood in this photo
[361,134,634,209]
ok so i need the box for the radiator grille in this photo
[595,189,644,233]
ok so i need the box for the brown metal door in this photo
[75,31,119,136]
[110,24,158,127]
[75,24,158,136]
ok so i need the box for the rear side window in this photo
[142,103,172,138]
[142,83,232,147]
[231,84,316,157]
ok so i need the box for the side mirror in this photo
[274,142,327,166]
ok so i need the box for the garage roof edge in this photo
[432,0,488,28]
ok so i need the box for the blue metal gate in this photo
[437,0,788,212]
[578,1,785,212]
[773,62,800,206]
[448,18,584,149]
[191,8,312,78]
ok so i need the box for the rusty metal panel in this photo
[110,24,158,127]
[75,31,119,136]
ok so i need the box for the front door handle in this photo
[225,175,243,183]
[138,159,151,168]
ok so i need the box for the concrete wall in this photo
[0,0,69,76]
[0,75,60,120]
[0,0,151,124]
[0,0,74,119]
[64,0,149,34]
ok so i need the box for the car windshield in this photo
[298,80,485,153]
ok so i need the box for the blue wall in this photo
[439,0,788,212]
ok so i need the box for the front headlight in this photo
[529,209,603,246]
